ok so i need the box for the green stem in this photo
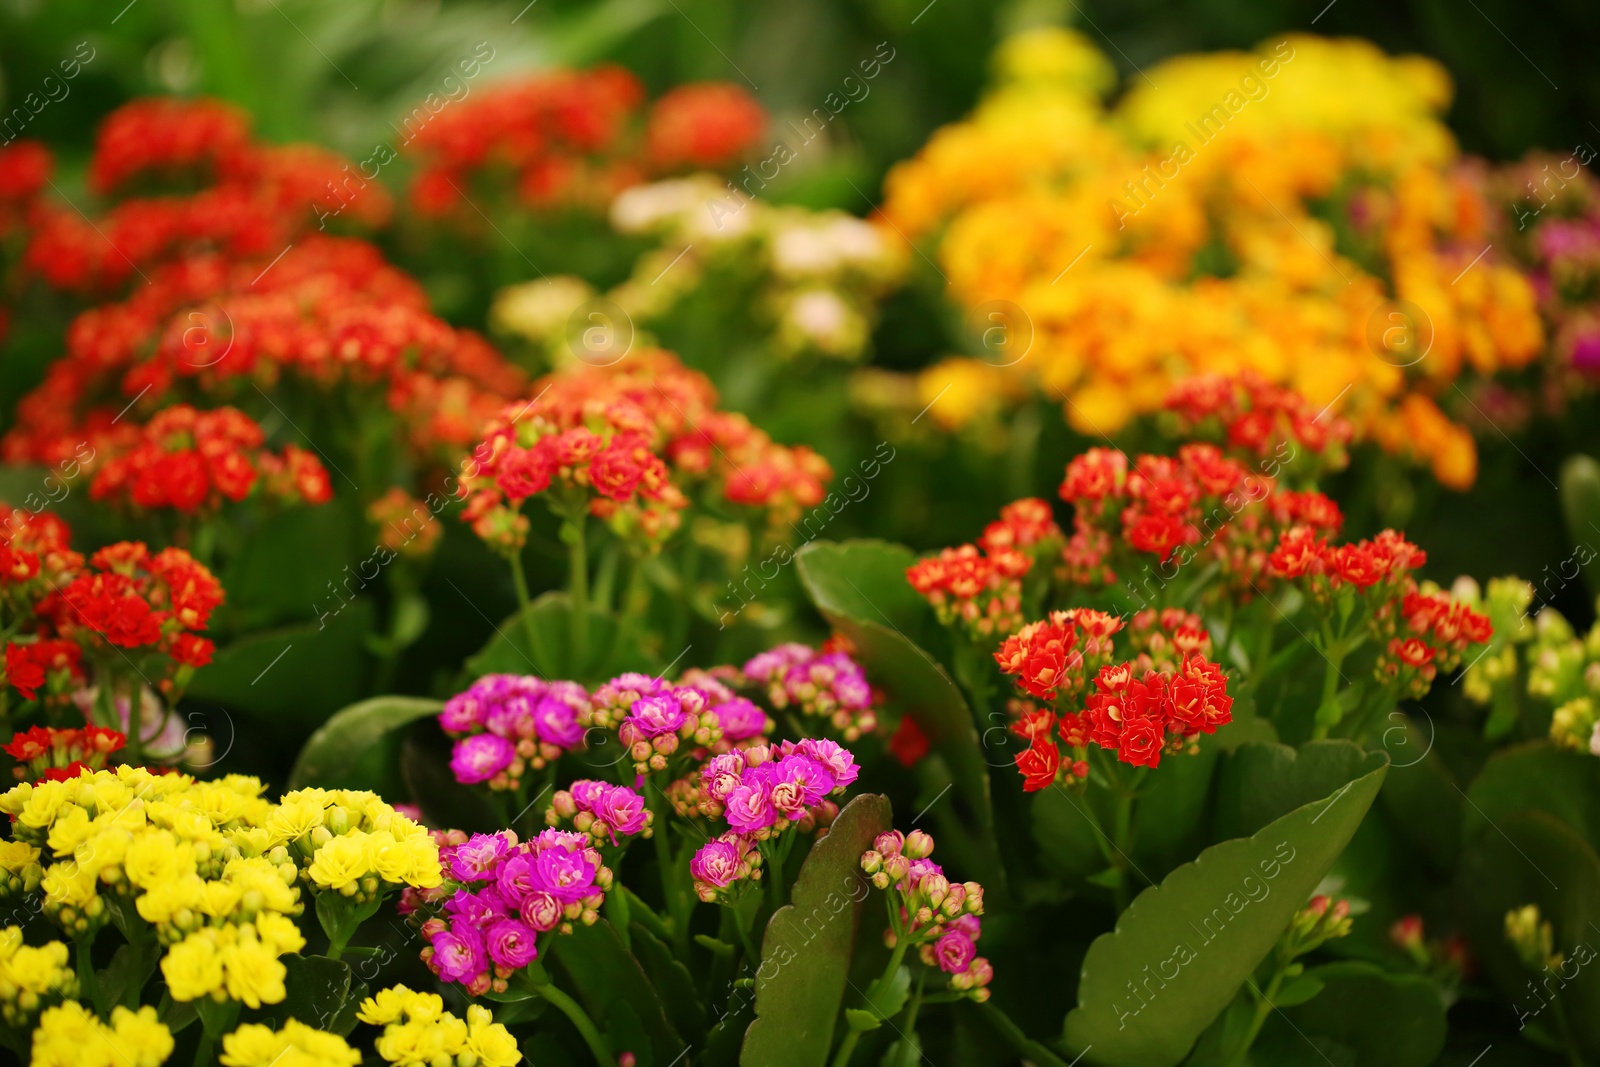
[1111,789,1135,915]
[508,550,540,667]
[532,982,611,1067]
[1223,968,1286,1067]
[76,935,105,1017]
[830,1029,863,1067]
[566,514,590,676]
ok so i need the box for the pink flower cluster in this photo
[860,830,992,1001]
[743,644,878,741]
[547,779,653,844]
[423,828,612,995]
[584,672,727,775]
[688,739,859,902]
[440,674,588,788]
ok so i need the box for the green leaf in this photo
[288,696,444,790]
[399,728,501,834]
[1254,962,1446,1067]
[1270,971,1325,1008]
[1214,740,1385,840]
[186,600,375,733]
[1464,740,1600,854]
[549,919,685,1064]
[741,793,894,1067]
[879,1032,922,1067]
[844,1008,884,1033]
[261,954,354,1033]
[1062,759,1388,1067]
[219,499,360,630]
[629,921,707,1040]
[861,965,912,1025]
[463,590,650,682]
[1376,715,1462,876]
[795,541,998,881]
[1457,810,1600,1056]
[1561,454,1600,600]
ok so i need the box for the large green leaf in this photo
[288,696,444,790]
[1062,758,1388,1067]
[1214,740,1383,840]
[794,541,998,880]
[463,590,650,683]
[740,793,893,1067]
[1561,454,1600,600]
[550,919,684,1065]
[186,600,374,731]
[218,499,361,631]
[1251,962,1446,1066]
[1457,810,1600,1056]
[1464,740,1600,853]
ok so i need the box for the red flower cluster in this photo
[24,98,391,294]
[646,83,768,172]
[89,404,334,514]
[3,236,527,472]
[2,724,124,782]
[47,542,222,663]
[3,640,82,701]
[458,350,831,551]
[906,499,1063,639]
[404,66,765,217]
[1164,371,1353,480]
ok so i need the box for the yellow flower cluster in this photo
[880,28,1545,488]
[220,1018,362,1067]
[0,770,441,1013]
[357,984,521,1067]
[29,1002,172,1067]
[0,927,75,1028]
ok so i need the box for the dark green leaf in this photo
[550,919,684,1064]
[1214,740,1385,840]
[289,695,444,789]
[1063,760,1388,1067]
[630,921,707,1040]
[741,793,894,1067]
[1254,962,1446,1067]
[219,500,360,630]
[1561,454,1600,600]
[1270,971,1325,1008]
[261,954,353,1032]
[1464,740,1600,854]
[463,590,650,683]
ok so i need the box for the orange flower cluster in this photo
[457,350,831,552]
[23,98,391,294]
[89,405,333,514]
[1162,372,1352,484]
[405,67,765,217]
[3,236,526,471]
[905,499,1062,638]
[2,724,123,782]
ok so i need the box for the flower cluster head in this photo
[369,487,444,560]
[688,831,764,903]
[403,64,763,217]
[88,404,333,514]
[743,644,878,741]
[29,1002,172,1067]
[907,542,1030,641]
[457,350,829,553]
[426,829,613,995]
[2,640,83,705]
[998,608,1233,783]
[24,97,391,295]
[219,1019,361,1067]
[1164,372,1353,481]
[2,725,122,782]
[440,674,588,789]
[583,672,726,775]
[0,927,76,1028]
[357,985,521,1067]
[548,779,653,844]
[859,830,992,1001]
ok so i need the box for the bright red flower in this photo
[994,617,1078,700]
[1016,733,1061,792]
[1116,715,1166,768]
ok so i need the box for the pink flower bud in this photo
[904,829,934,859]
[875,830,905,856]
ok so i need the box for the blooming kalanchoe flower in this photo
[439,675,590,789]
[425,828,613,995]
[689,831,763,903]
[548,780,654,844]
[859,830,991,1001]
[744,644,878,741]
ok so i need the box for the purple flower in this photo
[743,643,812,683]
[570,780,609,809]
[429,924,487,985]
[701,752,746,804]
[519,890,563,932]
[714,697,769,741]
[626,693,687,738]
[447,832,512,882]
[795,738,858,789]
[439,692,485,735]
[495,852,541,905]
[725,781,776,834]
[767,756,832,818]
[444,886,509,926]
[533,695,585,748]
[486,919,540,969]
[592,785,648,839]
[690,838,744,888]
[934,930,976,974]
[532,847,599,902]
[1573,331,1600,376]
[486,694,537,739]
[450,734,516,785]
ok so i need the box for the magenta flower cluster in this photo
[423,828,612,996]
[743,644,878,741]
[859,829,992,1001]
[441,674,588,788]
[584,672,737,774]
[548,779,652,844]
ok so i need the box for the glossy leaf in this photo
[741,793,893,1067]
[1213,740,1384,840]
[288,696,444,789]
[1464,740,1600,853]
[1062,759,1388,1066]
